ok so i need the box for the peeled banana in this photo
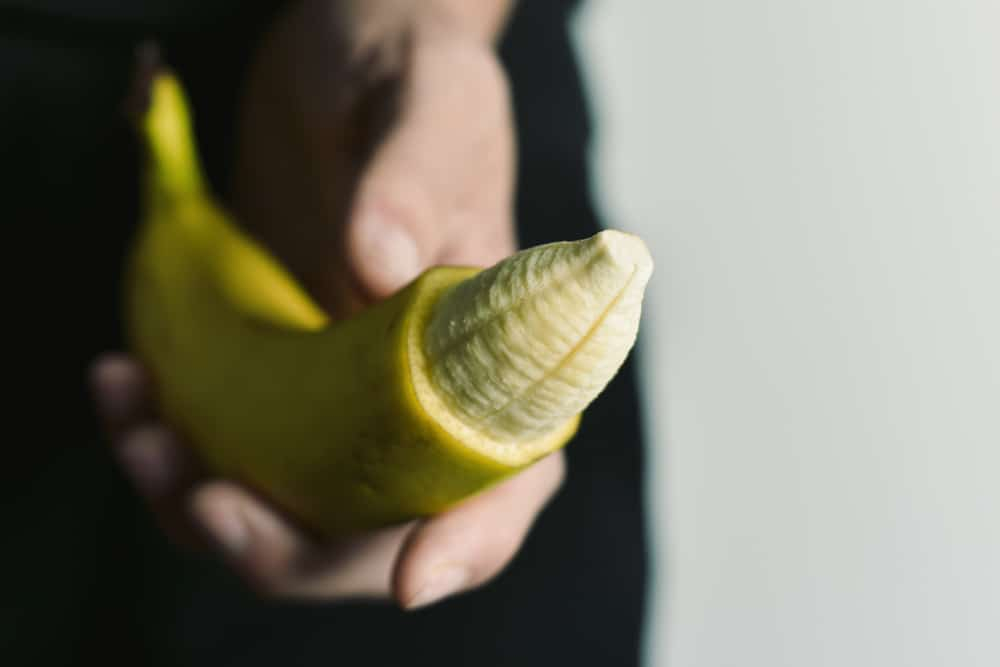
[126,75,653,539]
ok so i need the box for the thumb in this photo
[346,99,465,299]
[344,51,453,300]
[347,179,438,301]
[345,35,515,300]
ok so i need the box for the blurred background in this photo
[572,1,999,665]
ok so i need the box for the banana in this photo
[126,75,653,539]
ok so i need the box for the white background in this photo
[572,2,1000,665]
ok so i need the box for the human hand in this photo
[92,0,566,610]
[91,356,564,608]
[230,0,518,315]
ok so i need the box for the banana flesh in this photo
[422,230,653,456]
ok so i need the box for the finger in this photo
[89,354,154,438]
[89,354,196,495]
[189,482,413,599]
[392,451,566,610]
[347,36,515,299]
[116,424,205,549]
[91,354,207,548]
[115,424,189,501]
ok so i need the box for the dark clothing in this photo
[0,2,648,665]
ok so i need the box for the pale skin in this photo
[90,0,566,610]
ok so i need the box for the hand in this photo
[92,0,566,609]
[230,0,518,315]
[91,356,564,608]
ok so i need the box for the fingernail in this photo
[406,565,469,610]
[354,211,421,294]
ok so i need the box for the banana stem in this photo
[143,75,207,206]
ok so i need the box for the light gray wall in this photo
[572,2,1000,665]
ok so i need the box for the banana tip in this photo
[591,229,654,284]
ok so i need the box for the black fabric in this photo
[0,0,255,34]
[0,29,143,666]
[0,1,647,665]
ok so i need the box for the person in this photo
[1,1,648,664]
